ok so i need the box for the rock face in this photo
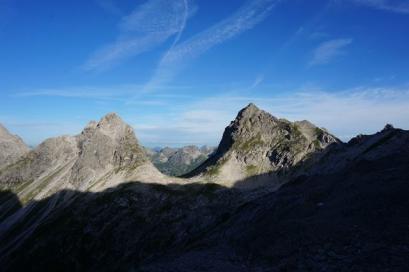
[186,103,340,187]
[147,145,215,176]
[1,125,408,272]
[70,113,149,189]
[0,124,29,168]
[0,113,168,202]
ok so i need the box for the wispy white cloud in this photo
[84,0,195,71]
[260,87,409,139]
[12,84,197,101]
[133,85,409,145]
[135,0,280,96]
[347,0,409,13]
[250,74,265,89]
[309,38,352,66]
[7,83,409,146]
[13,85,144,101]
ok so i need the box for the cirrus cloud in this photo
[309,38,353,66]
[83,0,196,71]
[348,0,409,14]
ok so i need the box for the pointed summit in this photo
[72,112,149,188]
[97,112,127,131]
[80,112,135,144]
[242,102,259,112]
[100,112,122,124]
[236,103,264,120]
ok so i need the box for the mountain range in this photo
[0,104,408,271]
[146,145,215,176]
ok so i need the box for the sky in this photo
[1,0,409,147]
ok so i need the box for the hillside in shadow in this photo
[1,145,409,271]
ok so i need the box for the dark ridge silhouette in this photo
[0,190,22,222]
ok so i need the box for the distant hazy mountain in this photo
[146,145,215,176]
[1,104,408,271]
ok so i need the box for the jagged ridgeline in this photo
[0,104,340,202]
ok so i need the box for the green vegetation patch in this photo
[245,165,259,176]
[204,156,228,177]
[313,139,322,149]
[206,164,221,176]
[291,124,304,139]
[235,133,265,152]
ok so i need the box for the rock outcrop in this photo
[0,124,29,168]
[186,103,340,187]
[70,113,150,190]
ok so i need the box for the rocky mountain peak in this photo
[0,113,161,198]
[239,102,259,115]
[71,114,148,187]
[235,103,277,127]
[186,103,340,187]
[212,104,279,158]
[82,113,134,141]
[98,112,123,127]
[0,124,29,168]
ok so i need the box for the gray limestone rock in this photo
[0,113,158,201]
[0,124,29,169]
[186,103,340,187]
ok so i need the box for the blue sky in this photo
[1,0,409,147]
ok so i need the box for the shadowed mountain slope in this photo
[0,125,408,271]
